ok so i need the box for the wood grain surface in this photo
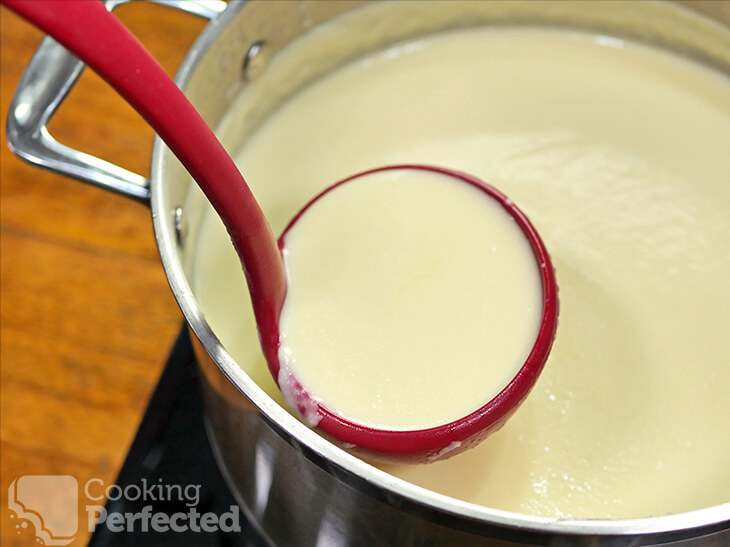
[1,4,210,545]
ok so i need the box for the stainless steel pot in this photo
[8,1,730,545]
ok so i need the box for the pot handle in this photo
[6,0,227,204]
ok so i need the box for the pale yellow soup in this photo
[278,168,543,430]
[193,27,730,518]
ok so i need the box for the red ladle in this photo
[4,0,558,462]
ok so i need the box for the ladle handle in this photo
[4,0,285,358]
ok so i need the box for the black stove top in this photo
[88,326,268,547]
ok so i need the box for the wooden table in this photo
[1,4,210,544]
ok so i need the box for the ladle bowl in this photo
[275,164,559,462]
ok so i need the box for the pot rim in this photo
[150,0,730,540]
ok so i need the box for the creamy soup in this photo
[278,167,543,430]
[193,27,730,518]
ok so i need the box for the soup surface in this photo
[278,167,543,430]
[194,27,730,518]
